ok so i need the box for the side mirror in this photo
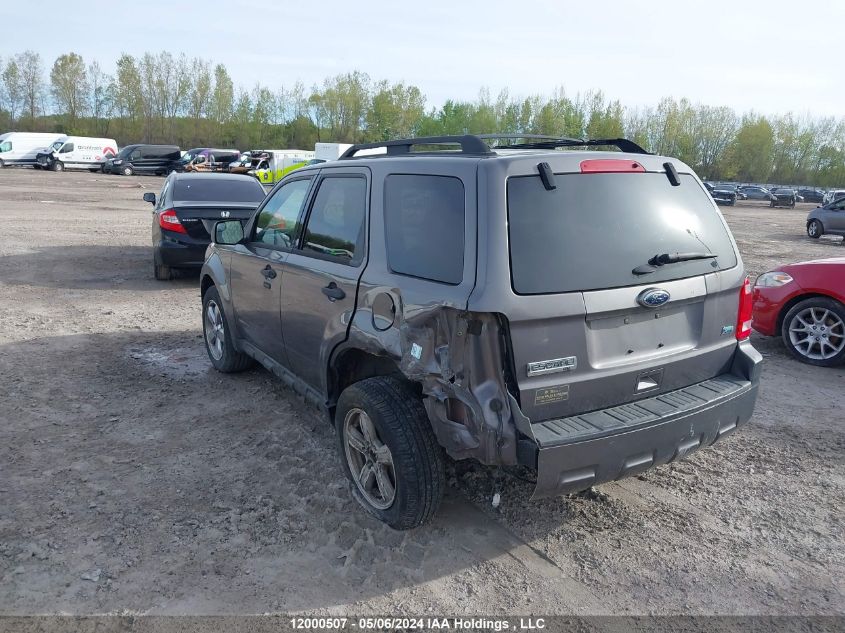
[213,220,245,245]
[143,192,156,205]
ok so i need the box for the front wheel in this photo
[202,285,254,373]
[781,297,845,367]
[121,166,134,176]
[807,220,823,239]
[336,377,445,530]
[52,161,64,172]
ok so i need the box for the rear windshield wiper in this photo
[633,252,717,275]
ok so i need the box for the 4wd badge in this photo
[527,356,577,377]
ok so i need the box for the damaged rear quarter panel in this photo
[328,157,520,465]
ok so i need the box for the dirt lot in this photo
[0,169,843,616]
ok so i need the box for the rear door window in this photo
[384,174,465,284]
[507,172,738,294]
[301,176,367,265]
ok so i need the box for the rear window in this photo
[507,172,738,294]
[384,174,465,284]
[174,178,265,203]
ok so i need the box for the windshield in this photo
[173,178,266,203]
[50,141,64,151]
[178,149,203,164]
[507,172,738,294]
[114,146,134,159]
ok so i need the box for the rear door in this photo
[503,167,743,422]
[279,169,369,390]
[228,175,316,367]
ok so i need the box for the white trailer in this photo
[36,136,119,172]
[0,132,66,167]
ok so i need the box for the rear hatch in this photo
[504,165,743,423]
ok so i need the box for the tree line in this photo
[1,49,844,187]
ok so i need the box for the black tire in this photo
[335,376,445,530]
[89,167,100,173]
[153,262,172,281]
[52,161,64,172]
[201,285,254,373]
[781,297,845,367]
[0,159,5,168]
[807,220,823,239]
[121,165,133,176]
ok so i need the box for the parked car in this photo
[771,188,798,208]
[145,172,266,280]
[35,136,118,172]
[0,132,65,168]
[104,144,181,176]
[176,148,240,173]
[752,258,845,366]
[806,197,845,240]
[797,188,825,204]
[739,185,775,201]
[251,149,315,185]
[704,182,737,206]
[822,190,845,205]
[199,134,761,529]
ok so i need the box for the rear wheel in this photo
[202,285,254,372]
[0,159,5,168]
[807,220,823,239]
[335,376,445,530]
[121,165,133,176]
[153,262,172,281]
[781,297,845,367]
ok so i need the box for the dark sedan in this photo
[739,185,775,201]
[145,172,267,280]
[704,182,736,206]
[797,188,825,204]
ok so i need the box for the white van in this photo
[35,136,118,172]
[0,132,66,168]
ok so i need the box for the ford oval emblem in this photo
[637,288,671,308]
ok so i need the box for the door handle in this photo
[321,282,346,302]
[261,265,277,279]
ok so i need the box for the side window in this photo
[384,174,465,284]
[130,149,141,160]
[301,177,367,264]
[0,141,11,152]
[156,179,170,210]
[253,178,312,248]
[60,143,74,153]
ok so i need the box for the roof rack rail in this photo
[476,133,582,144]
[339,135,493,159]
[337,134,650,159]
[491,137,651,154]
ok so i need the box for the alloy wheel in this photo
[204,300,225,361]
[788,306,845,361]
[343,408,396,510]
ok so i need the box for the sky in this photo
[1,0,842,117]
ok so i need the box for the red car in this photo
[752,257,845,366]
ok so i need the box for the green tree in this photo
[1,58,23,127]
[724,115,775,182]
[50,53,89,126]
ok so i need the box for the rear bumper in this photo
[155,239,208,269]
[522,342,762,499]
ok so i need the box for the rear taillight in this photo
[158,209,186,234]
[736,277,753,340]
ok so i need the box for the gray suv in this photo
[200,135,761,529]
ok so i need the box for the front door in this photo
[228,176,316,366]
[280,170,369,391]
[822,198,845,233]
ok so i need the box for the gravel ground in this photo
[0,169,842,616]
